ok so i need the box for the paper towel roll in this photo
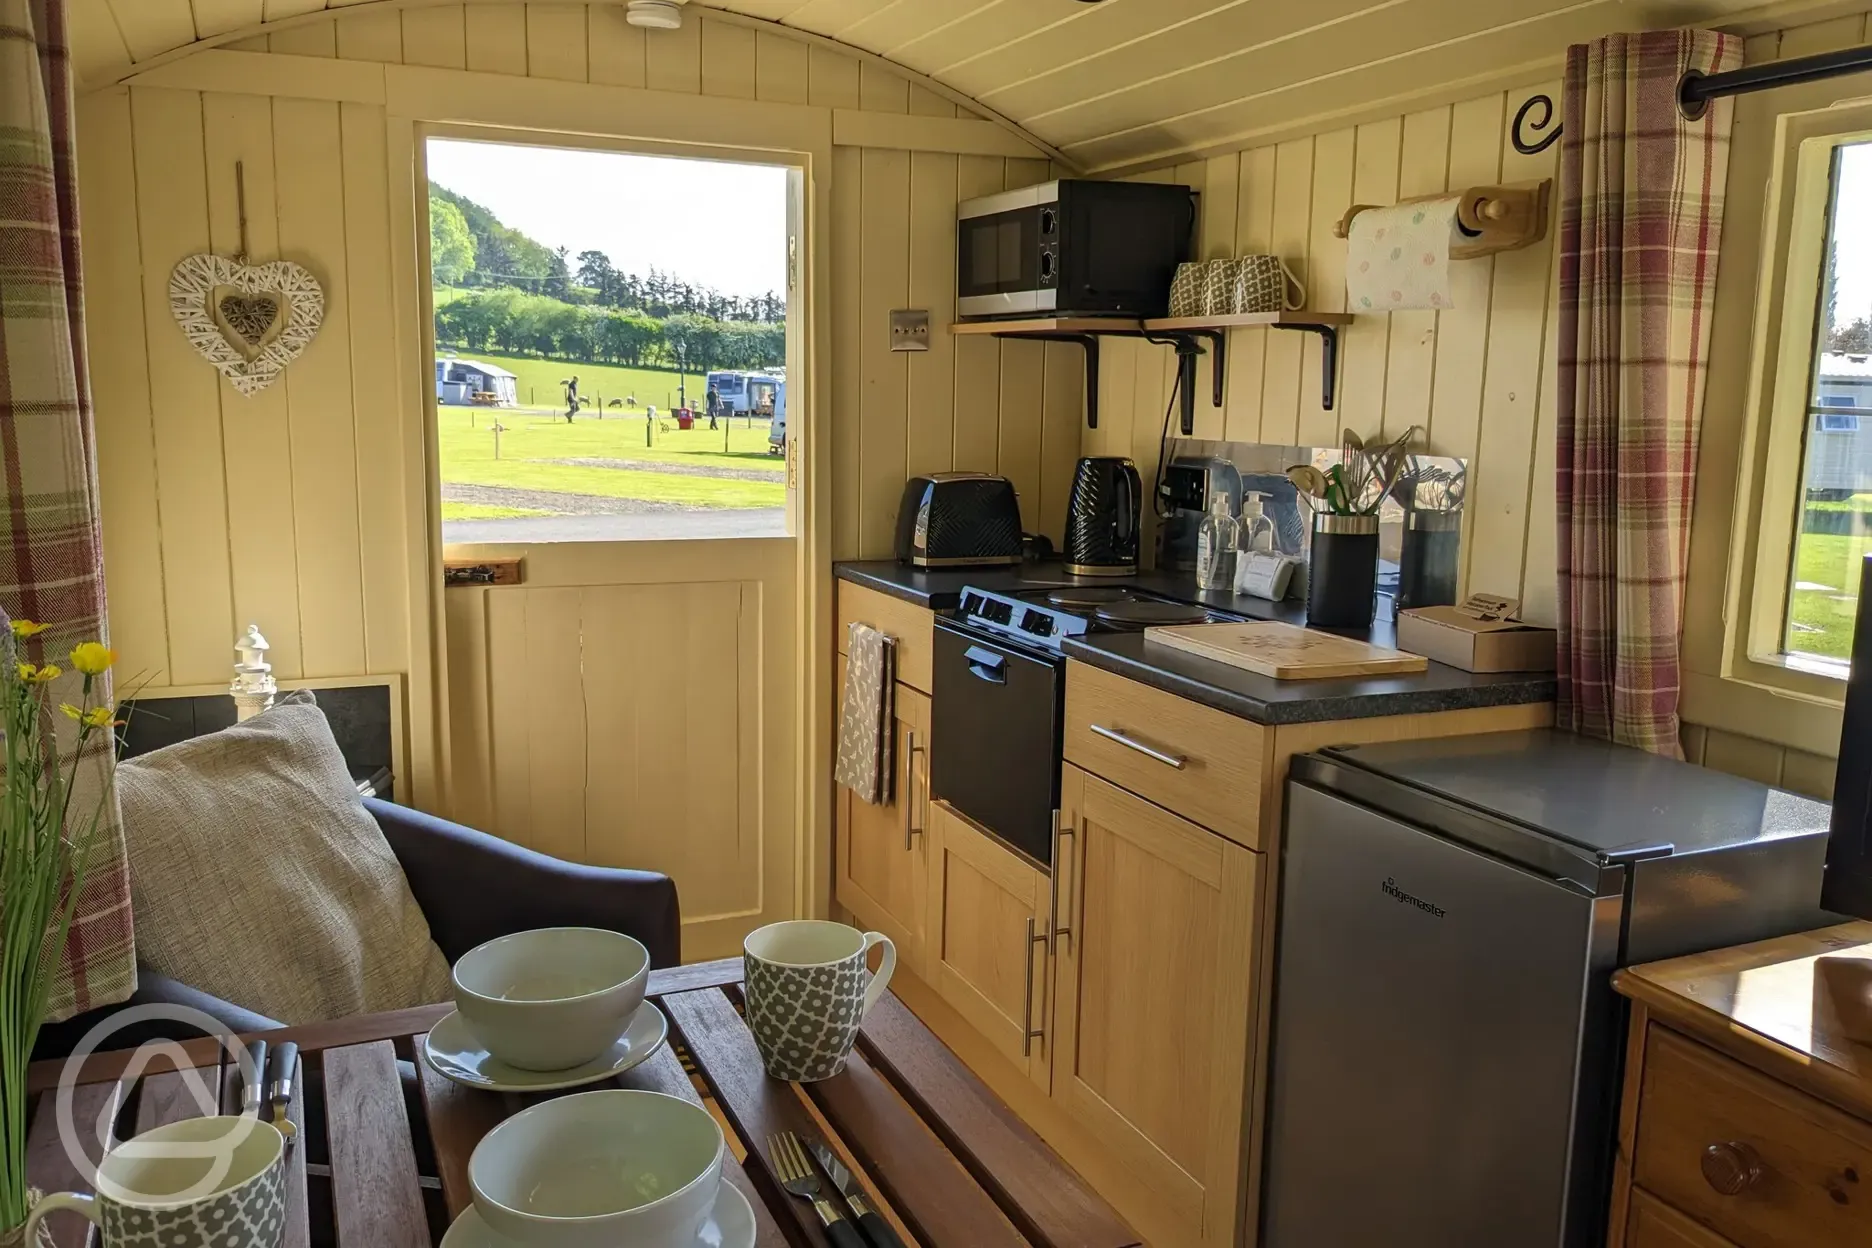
[1345,196,1462,312]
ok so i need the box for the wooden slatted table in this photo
[25,958,1138,1248]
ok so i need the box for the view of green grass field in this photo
[433,344,721,416]
[1790,521,1871,660]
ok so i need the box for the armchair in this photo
[35,801,680,1058]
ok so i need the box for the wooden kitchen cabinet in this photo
[1054,763,1262,1247]
[834,660,930,971]
[926,798,1054,1092]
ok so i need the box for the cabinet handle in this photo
[1701,1141,1764,1196]
[1050,810,1074,953]
[1021,916,1049,1058]
[904,730,925,850]
[1089,724,1187,770]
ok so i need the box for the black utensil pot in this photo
[1398,511,1461,609]
[1065,456,1142,577]
[1307,514,1380,629]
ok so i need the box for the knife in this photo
[266,1041,299,1148]
[810,1140,905,1248]
[240,1039,268,1117]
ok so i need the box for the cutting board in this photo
[1144,621,1429,680]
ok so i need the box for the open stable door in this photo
[430,136,804,962]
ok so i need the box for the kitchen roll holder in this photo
[1334,180,1552,261]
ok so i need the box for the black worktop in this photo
[835,559,1556,726]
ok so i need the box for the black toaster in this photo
[894,474,1023,568]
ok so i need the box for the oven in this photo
[956,179,1197,321]
[930,619,1064,866]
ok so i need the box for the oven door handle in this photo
[963,646,1008,684]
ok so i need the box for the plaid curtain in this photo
[1556,30,1741,756]
[0,0,135,1019]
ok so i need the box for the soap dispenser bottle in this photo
[1239,491,1276,554]
[1196,492,1240,591]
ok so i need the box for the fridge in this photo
[1260,729,1831,1248]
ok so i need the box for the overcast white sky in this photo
[1833,142,1872,327]
[426,139,788,297]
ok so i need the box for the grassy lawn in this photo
[1789,529,1870,659]
[434,344,726,414]
[440,502,553,520]
[437,408,784,509]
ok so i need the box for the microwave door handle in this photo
[963,646,1008,684]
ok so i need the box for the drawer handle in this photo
[1089,724,1187,770]
[1702,1141,1764,1196]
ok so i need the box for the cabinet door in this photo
[834,664,930,969]
[1625,1190,1743,1248]
[1054,764,1262,1248]
[926,799,1052,1090]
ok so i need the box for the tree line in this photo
[430,185,783,321]
[429,186,785,374]
[434,289,785,373]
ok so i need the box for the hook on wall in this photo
[1512,95,1562,156]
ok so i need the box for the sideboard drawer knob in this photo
[1701,1141,1765,1196]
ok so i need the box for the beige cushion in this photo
[120,691,454,1024]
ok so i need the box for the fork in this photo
[768,1131,865,1248]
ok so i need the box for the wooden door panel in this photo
[1056,765,1262,1246]
[1626,1190,1743,1248]
[927,800,1049,1083]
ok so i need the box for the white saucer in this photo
[440,1180,756,1248]
[422,1001,667,1092]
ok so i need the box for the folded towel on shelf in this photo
[836,623,896,805]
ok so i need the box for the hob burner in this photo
[1043,586,1139,610]
[1094,600,1212,628]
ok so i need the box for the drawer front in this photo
[1626,1189,1743,1248]
[1633,1027,1872,1248]
[1063,660,1265,848]
[838,582,934,694]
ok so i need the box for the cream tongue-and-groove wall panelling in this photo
[77,5,1078,923]
[72,0,1841,175]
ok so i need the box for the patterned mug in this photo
[743,920,897,1081]
[27,1115,287,1247]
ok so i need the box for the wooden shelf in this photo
[1141,311,1353,332]
[948,317,1141,336]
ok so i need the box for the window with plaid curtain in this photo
[0,0,135,1019]
[1556,29,1743,757]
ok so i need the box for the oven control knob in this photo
[1039,252,1056,280]
[1041,209,1057,235]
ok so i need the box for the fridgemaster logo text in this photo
[1382,877,1446,918]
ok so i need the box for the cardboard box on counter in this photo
[1397,594,1556,673]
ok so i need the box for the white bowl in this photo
[452,928,649,1071]
[469,1089,724,1248]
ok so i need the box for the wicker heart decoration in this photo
[169,253,324,396]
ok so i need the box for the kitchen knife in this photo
[240,1039,268,1117]
[810,1140,905,1248]
[266,1041,299,1147]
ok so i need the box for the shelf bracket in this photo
[1022,332,1102,429]
[1144,330,1226,435]
[1271,322,1342,411]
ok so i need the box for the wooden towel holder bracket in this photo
[1334,179,1553,261]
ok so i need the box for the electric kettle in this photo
[1064,456,1143,577]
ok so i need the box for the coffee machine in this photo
[1157,456,1241,572]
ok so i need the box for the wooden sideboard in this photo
[1610,923,1872,1247]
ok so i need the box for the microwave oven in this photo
[956,179,1195,320]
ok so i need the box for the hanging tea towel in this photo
[836,623,897,804]
[1345,197,1462,312]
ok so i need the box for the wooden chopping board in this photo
[1144,621,1429,680]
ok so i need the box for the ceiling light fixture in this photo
[626,0,683,29]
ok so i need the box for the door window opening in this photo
[425,137,791,543]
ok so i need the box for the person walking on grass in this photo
[562,375,580,423]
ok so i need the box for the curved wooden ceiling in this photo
[73,0,1817,171]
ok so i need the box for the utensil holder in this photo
[1398,511,1461,609]
[1307,514,1380,629]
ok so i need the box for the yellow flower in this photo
[16,662,59,684]
[83,706,121,730]
[59,703,83,721]
[9,620,47,638]
[69,643,115,676]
